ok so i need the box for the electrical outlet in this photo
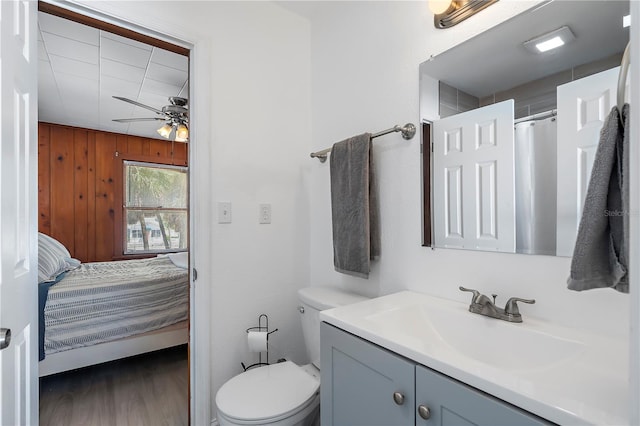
[259,203,271,224]
[218,202,232,224]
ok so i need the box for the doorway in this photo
[36,3,192,424]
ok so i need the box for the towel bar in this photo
[310,123,416,163]
[617,41,630,112]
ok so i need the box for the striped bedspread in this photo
[44,256,188,356]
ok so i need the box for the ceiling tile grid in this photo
[37,11,188,141]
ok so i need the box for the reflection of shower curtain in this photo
[514,117,557,255]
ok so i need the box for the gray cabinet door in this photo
[415,365,552,426]
[321,323,415,426]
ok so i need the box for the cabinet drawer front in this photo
[321,323,415,426]
[416,365,552,426]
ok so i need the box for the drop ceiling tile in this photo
[101,31,152,52]
[100,58,145,84]
[101,75,142,100]
[141,78,183,97]
[38,60,60,98]
[100,122,130,134]
[38,90,63,117]
[65,108,100,124]
[136,92,173,111]
[130,105,164,119]
[41,32,99,65]
[128,121,166,140]
[56,72,99,106]
[101,97,135,121]
[38,41,49,61]
[146,62,188,87]
[50,55,99,81]
[38,12,99,45]
[150,48,188,71]
[100,37,151,69]
[178,82,189,98]
[39,112,69,126]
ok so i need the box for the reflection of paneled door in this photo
[556,67,619,257]
[0,0,39,424]
[433,100,515,251]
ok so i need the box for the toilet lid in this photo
[216,361,320,422]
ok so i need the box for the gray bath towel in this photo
[330,133,380,278]
[567,104,629,293]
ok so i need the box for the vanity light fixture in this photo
[522,26,575,54]
[431,0,499,29]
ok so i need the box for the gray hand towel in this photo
[567,104,629,293]
[330,133,380,279]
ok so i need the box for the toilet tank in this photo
[298,287,369,369]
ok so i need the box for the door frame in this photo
[629,2,640,424]
[36,1,211,424]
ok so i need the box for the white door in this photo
[0,1,39,425]
[433,100,515,251]
[556,67,619,257]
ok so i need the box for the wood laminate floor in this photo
[39,345,188,426]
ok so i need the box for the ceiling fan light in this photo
[175,124,188,142]
[157,123,173,138]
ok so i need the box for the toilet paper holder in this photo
[242,314,279,371]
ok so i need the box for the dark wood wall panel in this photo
[87,132,97,262]
[38,122,188,263]
[38,123,51,235]
[74,130,89,262]
[50,126,76,254]
[94,132,117,262]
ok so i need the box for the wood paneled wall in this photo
[38,122,188,263]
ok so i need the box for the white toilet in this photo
[215,287,369,426]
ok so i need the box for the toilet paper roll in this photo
[247,331,268,352]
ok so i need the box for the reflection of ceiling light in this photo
[157,123,173,138]
[536,36,564,52]
[431,0,498,29]
[623,15,630,28]
[523,26,575,54]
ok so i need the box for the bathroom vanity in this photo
[319,291,628,425]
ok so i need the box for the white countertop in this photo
[320,291,628,425]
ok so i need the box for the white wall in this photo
[69,1,312,423]
[307,0,629,336]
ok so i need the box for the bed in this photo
[37,233,189,377]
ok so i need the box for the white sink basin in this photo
[320,290,628,426]
[364,301,585,371]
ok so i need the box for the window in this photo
[124,161,188,254]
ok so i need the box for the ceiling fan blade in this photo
[112,117,166,123]
[112,96,164,115]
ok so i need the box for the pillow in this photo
[38,233,80,283]
[167,252,188,269]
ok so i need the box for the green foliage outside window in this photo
[124,161,188,253]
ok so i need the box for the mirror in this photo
[420,0,629,257]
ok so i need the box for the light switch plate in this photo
[218,202,232,224]
[259,203,271,224]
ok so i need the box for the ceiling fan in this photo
[112,96,189,142]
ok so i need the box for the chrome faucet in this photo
[459,286,535,323]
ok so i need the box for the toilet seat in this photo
[216,361,320,424]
